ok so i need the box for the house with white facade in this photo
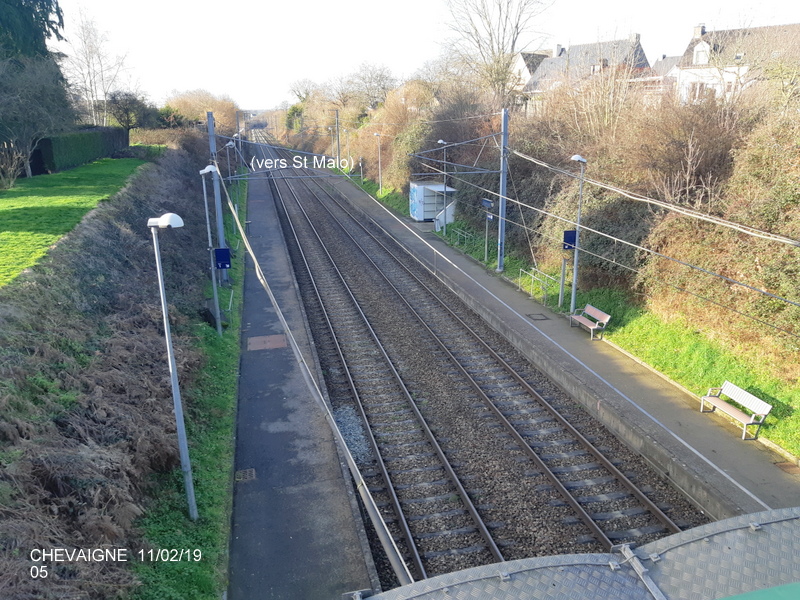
[669,23,800,103]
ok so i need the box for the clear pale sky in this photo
[52,0,800,110]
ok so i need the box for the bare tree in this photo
[62,10,126,126]
[326,75,358,109]
[0,56,74,184]
[289,78,317,103]
[351,63,396,108]
[107,90,157,132]
[447,0,547,108]
[166,89,239,134]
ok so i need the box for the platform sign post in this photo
[214,248,231,270]
[482,198,494,264]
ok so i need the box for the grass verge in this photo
[0,158,145,287]
[436,218,800,458]
[130,176,247,599]
[341,172,410,217]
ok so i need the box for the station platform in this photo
[227,174,378,599]
[228,168,800,599]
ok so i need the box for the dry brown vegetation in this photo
[285,51,800,386]
[0,132,211,598]
[165,90,240,136]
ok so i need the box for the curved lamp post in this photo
[148,212,199,521]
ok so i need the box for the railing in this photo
[519,267,560,307]
[451,228,476,248]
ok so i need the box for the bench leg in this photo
[700,398,716,413]
[742,422,762,441]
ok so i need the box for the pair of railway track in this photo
[250,134,706,584]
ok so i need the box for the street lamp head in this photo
[571,154,587,163]
[437,139,447,145]
[199,165,218,175]
[224,140,235,148]
[148,213,184,229]
[374,132,380,137]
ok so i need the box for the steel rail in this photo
[300,171,683,547]
[267,143,506,572]
[255,140,419,582]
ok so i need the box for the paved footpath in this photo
[227,174,376,599]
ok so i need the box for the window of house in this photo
[689,81,708,101]
[693,41,710,65]
[590,58,608,75]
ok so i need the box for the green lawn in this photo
[0,158,145,287]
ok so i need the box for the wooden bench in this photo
[569,304,611,340]
[700,381,773,440]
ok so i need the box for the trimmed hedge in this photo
[36,127,129,173]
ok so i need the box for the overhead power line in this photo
[510,149,800,248]
[426,162,800,318]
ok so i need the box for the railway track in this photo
[250,134,708,583]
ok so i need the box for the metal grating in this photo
[527,313,549,321]
[775,462,800,475]
[235,468,256,482]
[247,334,287,351]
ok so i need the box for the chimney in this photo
[693,23,706,38]
[629,33,640,45]
[555,44,562,57]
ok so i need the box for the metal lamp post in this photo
[374,133,382,195]
[570,155,587,314]
[200,165,223,336]
[224,140,234,177]
[438,140,448,236]
[147,213,199,521]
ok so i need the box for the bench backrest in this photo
[721,381,772,415]
[584,305,611,325]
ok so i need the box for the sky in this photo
[51,0,800,111]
